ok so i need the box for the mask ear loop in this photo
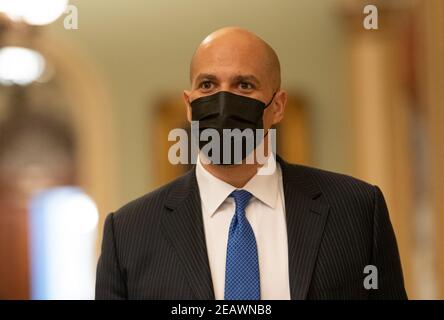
[264,91,277,109]
[263,91,277,138]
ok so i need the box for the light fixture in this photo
[0,46,45,86]
[0,0,69,26]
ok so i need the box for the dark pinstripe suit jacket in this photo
[95,156,407,300]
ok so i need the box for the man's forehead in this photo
[189,27,281,88]
[191,45,270,82]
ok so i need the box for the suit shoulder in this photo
[111,169,193,225]
[286,163,377,204]
[298,164,374,189]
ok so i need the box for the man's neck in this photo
[201,162,260,188]
[199,134,271,188]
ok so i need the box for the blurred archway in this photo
[0,12,117,299]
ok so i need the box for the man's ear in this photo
[183,90,192,123]
[271,90,287,125]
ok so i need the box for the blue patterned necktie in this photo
[224,189,260,300]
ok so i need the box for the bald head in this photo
[189,27,281,91]
[184,27,287,142]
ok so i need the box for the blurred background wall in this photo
[0,0,443,299]
[46,0,349,204]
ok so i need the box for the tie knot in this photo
[230,189,252,211]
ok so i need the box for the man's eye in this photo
[199,81,213,90]
[239,82,254,90]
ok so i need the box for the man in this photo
[96,27,407,300]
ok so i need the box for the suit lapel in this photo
[161,156,330,300]
[162,168,215,300]
[278,156,330,300]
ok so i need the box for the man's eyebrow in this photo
[232,74,261,86]
[193,73,262,86]
[194,73,218,83]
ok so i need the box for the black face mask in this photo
[190,91,276,165]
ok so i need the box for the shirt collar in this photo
[195,153,280,217]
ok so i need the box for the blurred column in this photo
[418,0,444,299]
[341,0,416,296]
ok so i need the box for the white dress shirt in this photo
[195,154,291,300]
